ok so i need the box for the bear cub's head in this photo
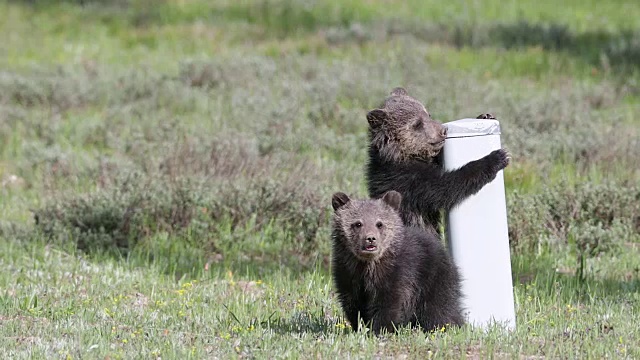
[367,87,447,163]
[331,191,404,262]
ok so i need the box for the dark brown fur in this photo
[331,191,464,334]
[366,87,509,232]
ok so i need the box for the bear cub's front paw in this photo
[489,149,510,171]
[476,113,496,120]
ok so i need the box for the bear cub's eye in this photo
[353,221,363,228]
[413,120,423,130]
[376,221,383,229]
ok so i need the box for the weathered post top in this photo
[444,118,501,138]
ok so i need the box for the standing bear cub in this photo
[331,190,464,334]
[366,87,510,233]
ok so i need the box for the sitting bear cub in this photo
[331,190,465,334]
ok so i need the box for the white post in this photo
[442,118,516,330]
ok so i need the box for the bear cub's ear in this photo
[390,87,408,96]
[381,191,402,211]
[332,192,351,211]
[366,109,388,128]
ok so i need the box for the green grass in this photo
[1,238,638,359]
[1,0,639,358]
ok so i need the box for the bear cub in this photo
[366,87,510,233]
[331,190,464,334]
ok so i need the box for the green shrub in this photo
[508,180,640,279]
[32,137,333,256]
[34,172,330,253]
[3,48,637,264]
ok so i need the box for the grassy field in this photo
[1,0,639,358]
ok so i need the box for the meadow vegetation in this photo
[1,0,639,358]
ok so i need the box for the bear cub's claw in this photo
[490,148,510,171]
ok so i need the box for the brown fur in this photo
[331,191,464,334]
[367,87,448,163]
[366,87,509,232]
